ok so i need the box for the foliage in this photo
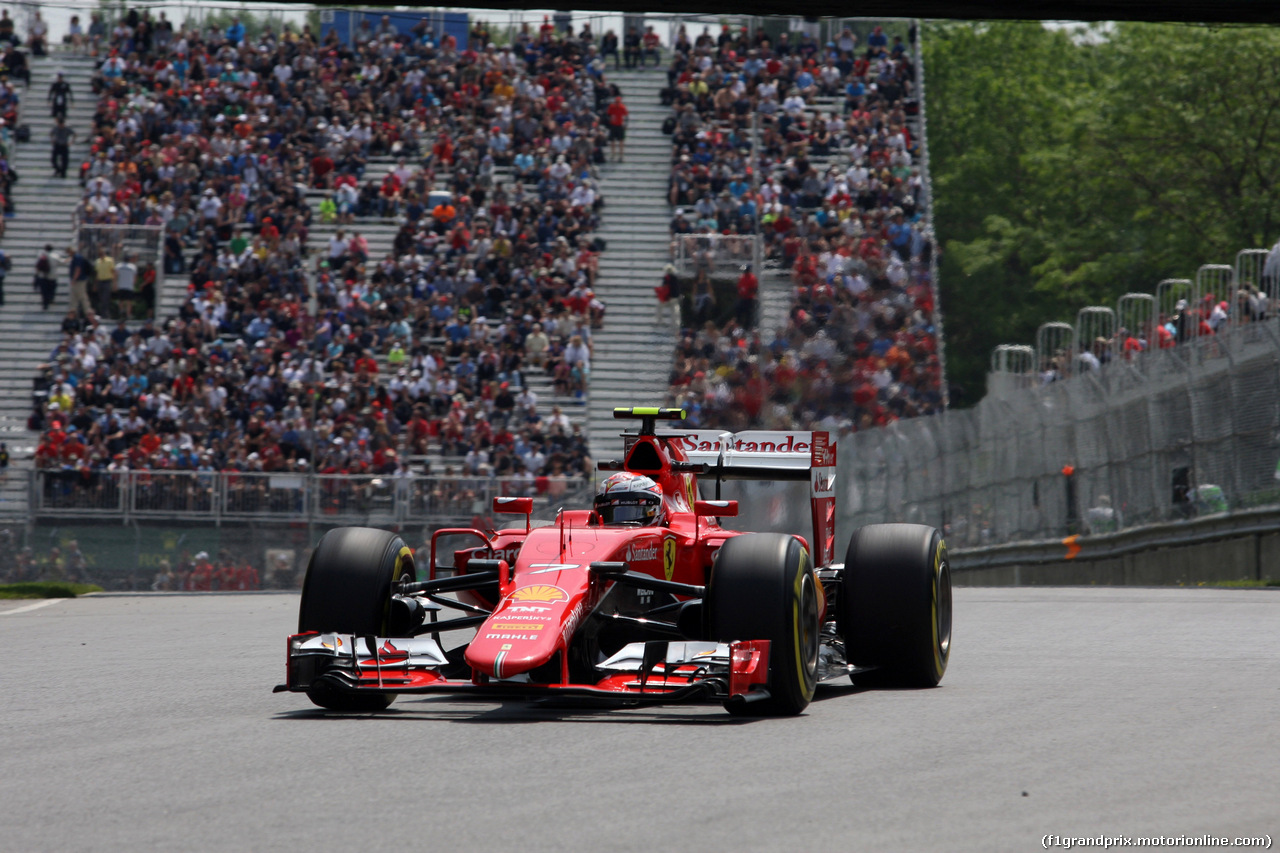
[0,582,103,599]
[924,21,1280,404]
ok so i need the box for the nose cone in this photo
[465,524,632,681]
[465,584,577,680]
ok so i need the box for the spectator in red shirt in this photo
[217,557,238,591]
[190,552,213,591]
[310,152,335,188]
[259,217,280,246]
[605,95,628,162]
[642,26,661,66]
[735,264,758,328]
[237,563,259,591]
[432,133,454,166]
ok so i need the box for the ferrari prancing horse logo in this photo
[663,537,677,581]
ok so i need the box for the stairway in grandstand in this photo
[0,50,97,517]
[585,68,680,459]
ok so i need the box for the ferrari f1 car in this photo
[276,408,952,716]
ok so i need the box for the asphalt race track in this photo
[2,588,1277,852]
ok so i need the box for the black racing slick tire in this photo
[298,527,416,711]
[708,533,820,716]
[842,523,951,687]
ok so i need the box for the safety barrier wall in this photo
[947,507,1280,585]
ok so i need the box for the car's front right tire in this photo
[298,527,415,711]
[842,523,951,687]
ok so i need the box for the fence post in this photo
[123,470,132,525]
[1036,321,1075,381]
[1231,249,1270,326]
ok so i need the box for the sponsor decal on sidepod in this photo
[626,542,659,563]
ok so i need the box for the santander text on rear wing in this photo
[674,430,838,568]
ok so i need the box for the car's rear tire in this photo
[842,523,951,687]
[298,527,416,711]
[708,533,819,716]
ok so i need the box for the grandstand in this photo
[6,11,1280,593]
[18,8,638,565]
[0,12,960,587]
[653,19,946,435]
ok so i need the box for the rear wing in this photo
[671,430,838,567]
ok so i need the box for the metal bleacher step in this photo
[0,50,99,517]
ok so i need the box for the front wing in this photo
[275,633,773,706]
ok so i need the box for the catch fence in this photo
[831,321,1280,547]
[724,246,1280,549]
[32,470,591,528]
[75,224,163,267]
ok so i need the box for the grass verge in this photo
[0,582,103,599]
[1208,579,1280,588]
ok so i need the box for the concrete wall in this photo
[956,529,1279,586]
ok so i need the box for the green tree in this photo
[925,21,1280,403]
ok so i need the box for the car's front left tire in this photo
[707,532,820,716]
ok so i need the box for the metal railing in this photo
[32,470,591,525]
[997,247,1278,380]
[672,233,762,277]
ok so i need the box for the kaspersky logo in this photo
[509,584,568,603]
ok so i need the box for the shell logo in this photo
[510,584,568,603]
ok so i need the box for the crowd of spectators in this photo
[148,550,261,590]
[655,22,944,434]
[0,534,95,585]
[0,15,34,225]
[29,10,620,504]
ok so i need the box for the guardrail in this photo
[949,506,1280,585]
[31,470,591,525]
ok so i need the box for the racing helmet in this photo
[594,472,664,526]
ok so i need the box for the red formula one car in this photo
[276,408,951,716]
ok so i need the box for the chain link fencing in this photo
[716,312,1280,553]
[834,316,1280,548]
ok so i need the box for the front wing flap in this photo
[277,633,771,705]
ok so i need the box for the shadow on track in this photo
[271,679,913,723]
[814,672,948,697]
[273,696,761,725]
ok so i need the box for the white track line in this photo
[0,599,67,616]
